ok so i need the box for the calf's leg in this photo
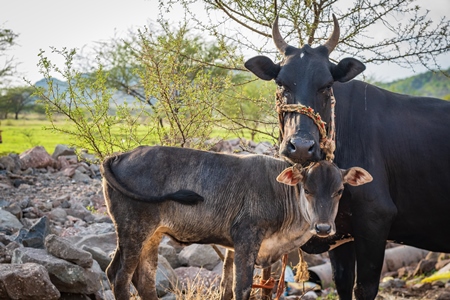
[231,223,264,300]
[220,249,234,300]
[132,232,164,299]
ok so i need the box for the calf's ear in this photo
[342,167,373,186]
[277,166,303,186]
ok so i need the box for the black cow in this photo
[244,15,450,300]
[101,145,372,300]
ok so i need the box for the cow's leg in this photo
[329,242,356,300]
[352,192,397,300]
[132,232,164,299]
[220,249,235,300]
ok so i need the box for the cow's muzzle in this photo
[280,132,321,164]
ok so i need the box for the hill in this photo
[375,68,450,99]
[33,68,450,103]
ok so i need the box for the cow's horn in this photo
[272,16,289,55]
[323,14,340,55]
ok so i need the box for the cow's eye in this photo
[334,189,344,197]
[319,83,333,94]
[304,189,311,195]
[275,80,283,88]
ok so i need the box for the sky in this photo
[1,0,449,86]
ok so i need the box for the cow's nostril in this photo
[308,143,315,153]
[287,139,296,153]
[315,223,331,235]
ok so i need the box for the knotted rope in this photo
[276,88,336,161]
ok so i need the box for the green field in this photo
[0,114,275,157]
[0,117,74,156]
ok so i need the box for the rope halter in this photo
[276,88,336,162]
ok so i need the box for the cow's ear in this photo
[277,166,303,186]
[244,56,281,81]
[331,57,366,82]
[342,167,373,186]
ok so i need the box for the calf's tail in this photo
[100,156,204,205]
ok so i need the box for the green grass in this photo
[0,116,74,156]
[0,114,276,157]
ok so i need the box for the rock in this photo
[0,209,23,233]
[0,154,22,173]
[397,266,415,279]
[62,166,77,177]
[178,244,221,271]
[73,232,117,255]
[0,241,20,263]
[4,202,23,220]
[45,234,93,268]
[48,207,68,224]
[11,247,102,294]
[14,216,50,248]
[411,282,432,292]
[72,169,91,183]
[413,258,438,276]
[436,259,450,271]
[52,144,76,160]
[79,149,99,164]
[156,254,179,297]
[0,263,60,299]
[20,146,56,169]
[159,243,180,269]
[65,203,94,222]
[81,245,111,271]
[437,291,450,300]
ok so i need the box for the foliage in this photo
[376,68,450,99]
[80,18,277,151]
[31,18,278,159]
[0,86,35,119]
[160,0,449,76]
[32,48,155,160]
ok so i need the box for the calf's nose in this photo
[315,223,332,236]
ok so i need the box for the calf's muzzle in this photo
[314,223,332,237]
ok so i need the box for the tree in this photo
[81,19,278,146]
[0,27,18,86]
[0,86,35,119]
[33,19,277,159]
[160,0,449,76]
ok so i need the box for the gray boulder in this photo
[178,244,221,271]
[45,234,93,268]
[11,247,101,294]
[156,254,179,297]
[0,263,60,299]
[0,210,23,233]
